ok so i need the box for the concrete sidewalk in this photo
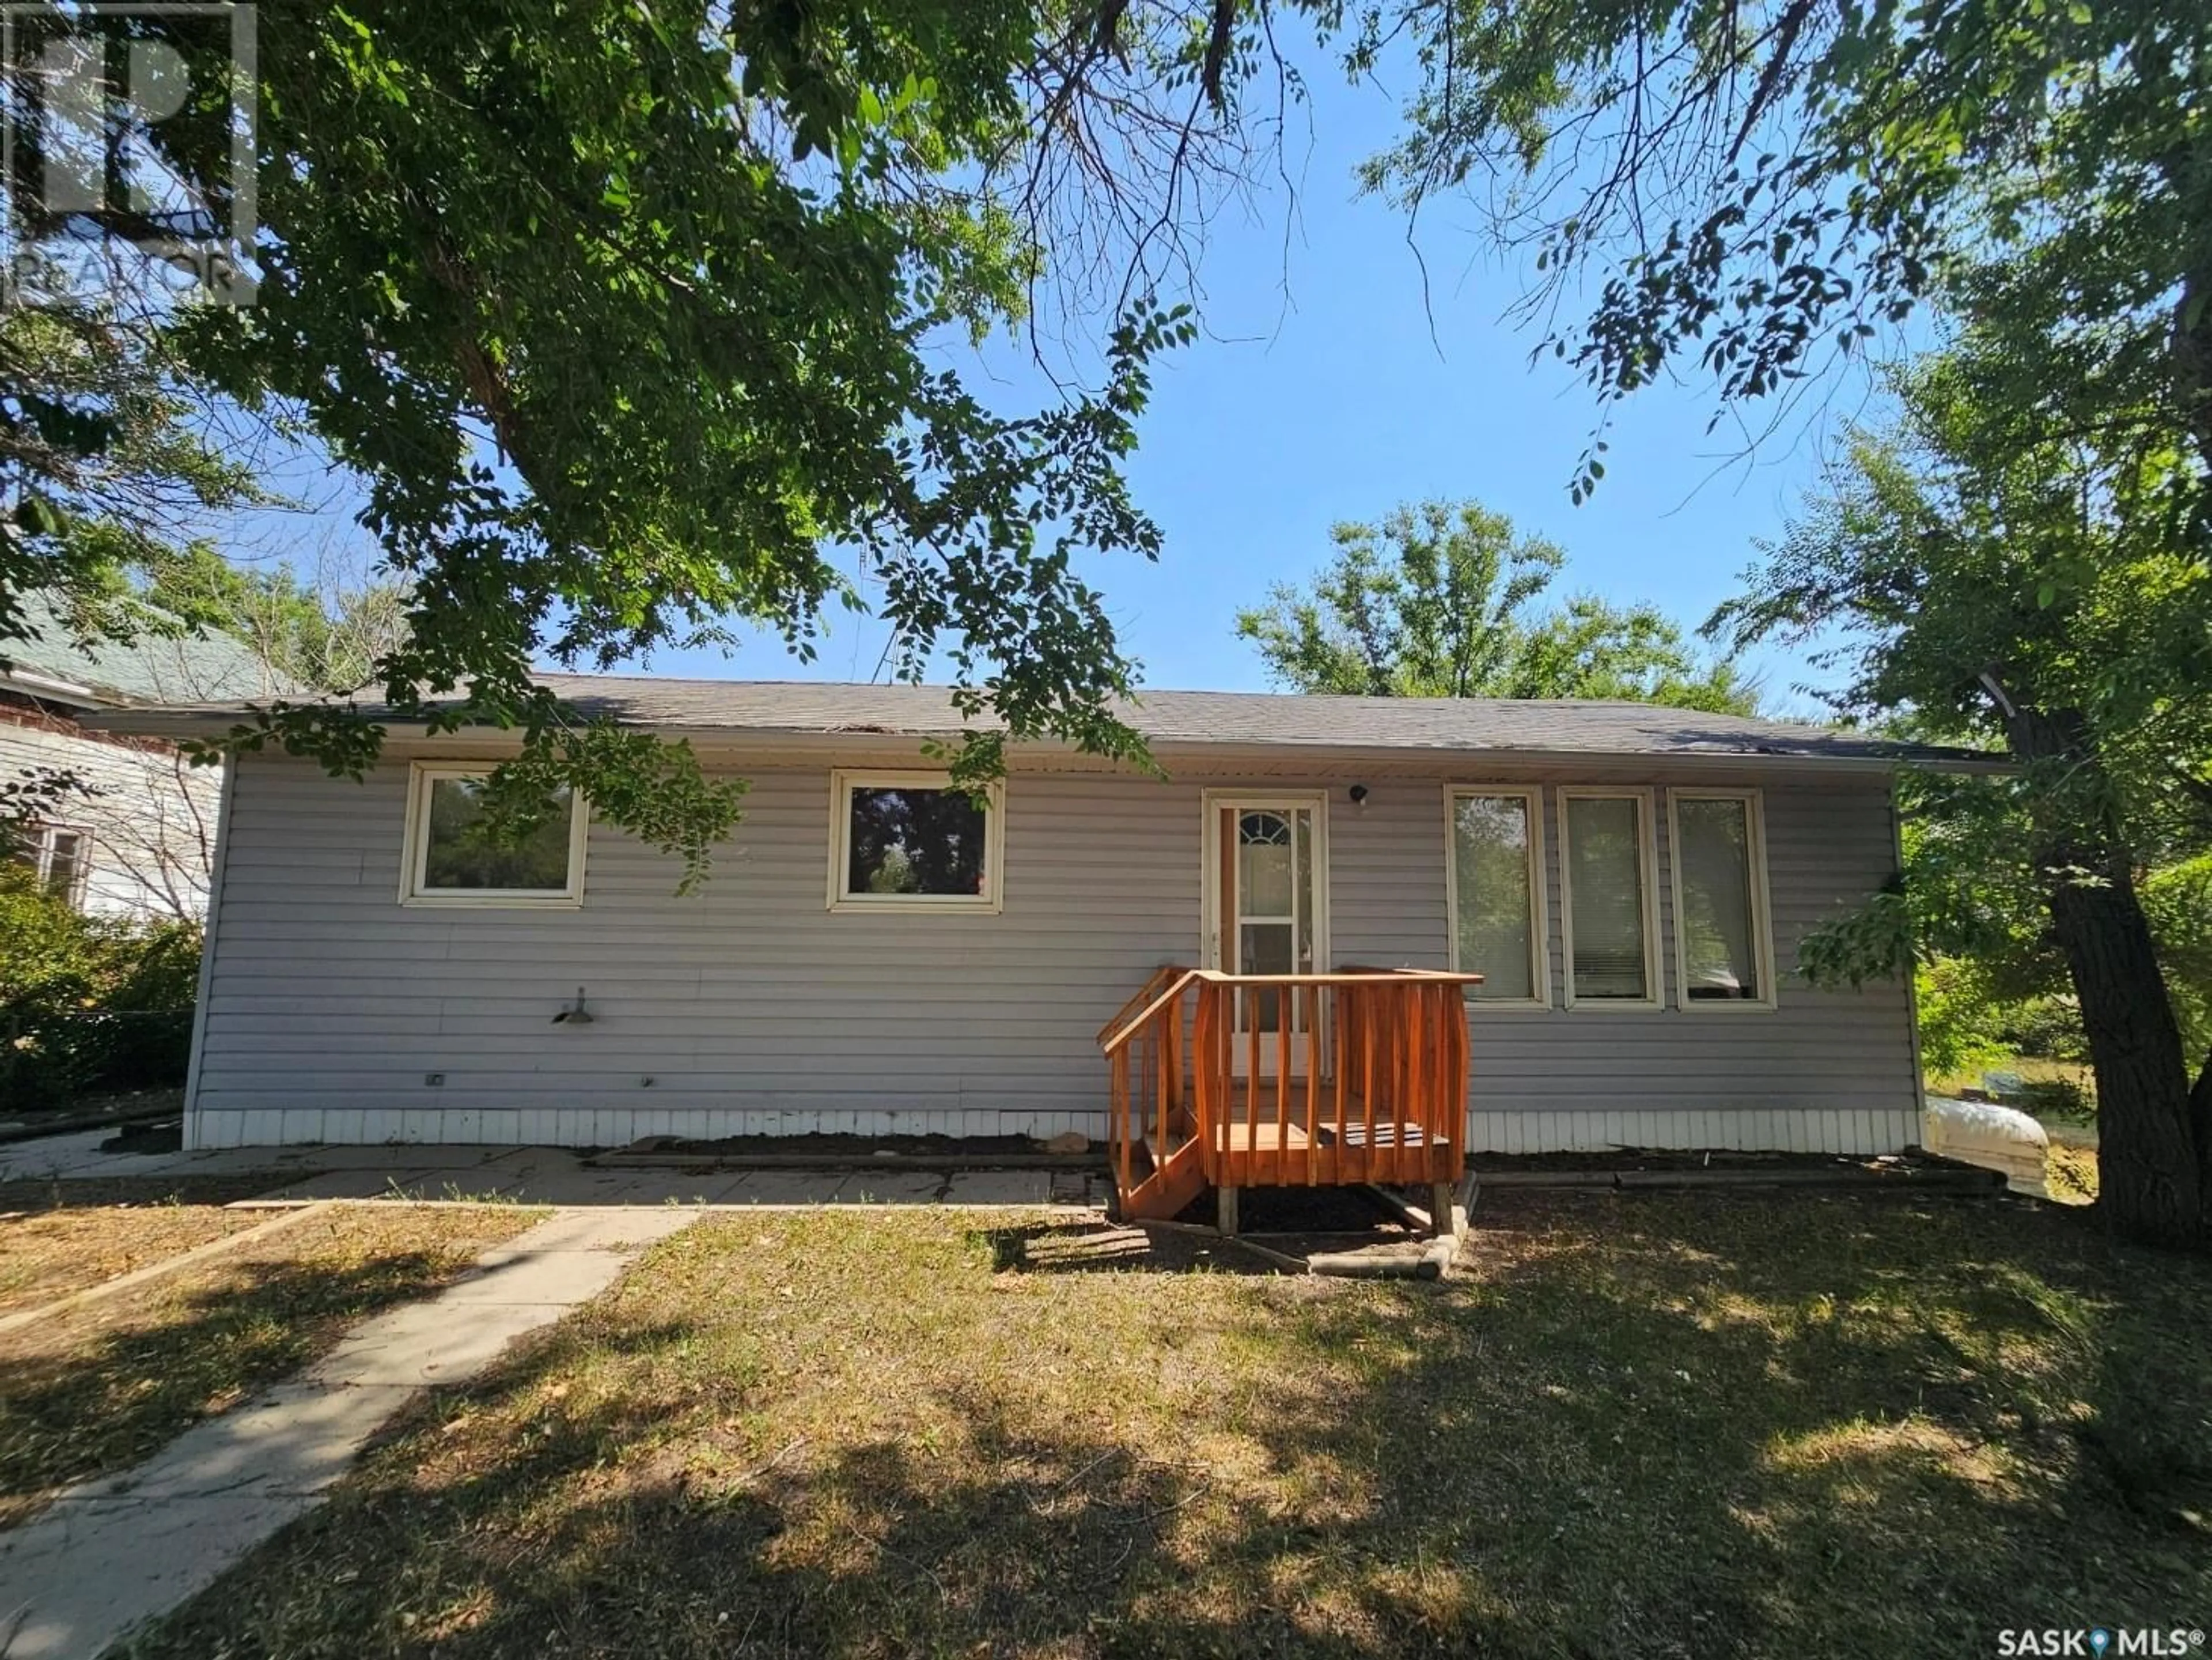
[0,1133,1104,1210]
[0,1207,699,1660]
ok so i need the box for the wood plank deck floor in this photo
[1194,1121,1443,1153]
[1123,1086,1457,1195]
[1206,1084,1445,1150]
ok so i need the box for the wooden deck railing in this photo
[1099,967,1480,1215]
[1096,965,1198,1208]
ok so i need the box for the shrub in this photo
[1915,958,2011,1080]
[1997,995,2090,1063]
[0,865,200,1111]
[2018,1074,2096,1125]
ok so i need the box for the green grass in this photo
[0,1203,542,1527]
[1927,1056,2092,1095]
[119,1193,2212,1659]
[1928,1056,2100,1132]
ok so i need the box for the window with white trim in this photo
[1446,787,1548,1005]
[1669,789,1776,1008]
[401,763,586,906]
[1559,789,1660,1007]
[10,824,89,909]
[829,771,1003,911]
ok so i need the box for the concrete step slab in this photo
[937,1170,1056,1206]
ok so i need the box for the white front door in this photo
[1204,794,1329,1076]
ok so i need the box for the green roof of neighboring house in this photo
[2,590,285,708]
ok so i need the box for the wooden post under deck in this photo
[1218,1184,1240,1238]
[1431,1181,1457,1238]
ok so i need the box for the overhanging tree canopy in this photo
[1349,0,2212,498]
[6,0,1242,876]
[6,0,2207,1243]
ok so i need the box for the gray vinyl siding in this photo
[190,750,1919,1151]
[196,757,1199,1140]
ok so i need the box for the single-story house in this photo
[97,675,1987,1183]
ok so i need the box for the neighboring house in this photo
[2,594,279,918]
[98,675,1990,1158]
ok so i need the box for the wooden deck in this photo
[1098,968,1480,1232]
[1203,1088,1442,1178]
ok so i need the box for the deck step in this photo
[1325,1123,1435,1149]
[1117,1138,1207,1222]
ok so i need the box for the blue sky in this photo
[677,62,1883,717]
[267,56,1888,719]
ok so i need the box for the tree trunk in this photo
[2173,256,2212,478]
[2047,858,2204,1246]
[2192,1048,2212,1222]
[2167,101,2212,477]
[2007,706,2206,1248]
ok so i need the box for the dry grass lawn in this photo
[0,1201,541,1528]
[0,1196,268,1311]
[2047,1143,2100,1204]
[115,1190,2212,1659]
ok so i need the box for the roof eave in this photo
[1,665,109,709]
[1137,737,2007,774]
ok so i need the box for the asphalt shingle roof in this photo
[4,592,285,706]
[516,673,1979,765]
[85,670,1993,766]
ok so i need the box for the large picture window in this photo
[1445,788,1548,1006]
[402,763,586,907]
[829,772,1004,912]
[1558,789,1661,1008]
[1669,789,1776,1008]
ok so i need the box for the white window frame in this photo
[1666,786,1778,1013]
[400,761,588,909]
[828,769,1005,914]
[18,823,91,909]
[1442,784,1551,1010]
[1556,786,1664,1012]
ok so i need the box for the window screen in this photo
[1451,792,1540,1002]
[1564,794,1652,1001]
[1675,795,1766,1002]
